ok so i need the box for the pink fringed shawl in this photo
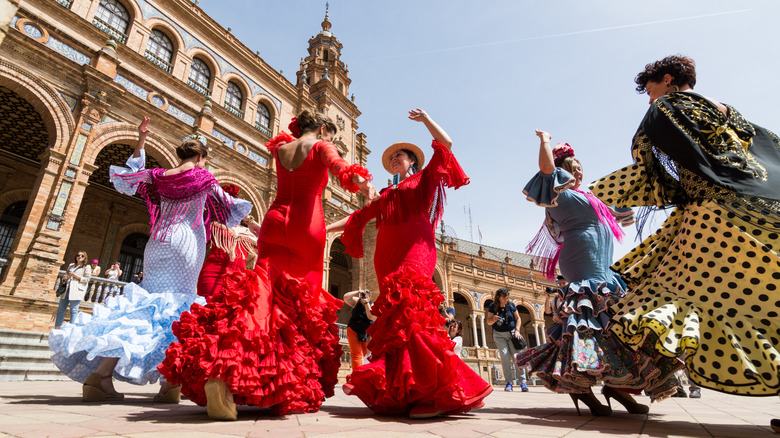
[114,167,228,241]
[528,188,625,281]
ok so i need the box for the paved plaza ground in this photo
[0,381,777,437]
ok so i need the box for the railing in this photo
[91,17,128,44]
[223,103,244,119]
[56,271,128,304]
[55,0,73,8]
[254,123,272,137]
[187,79,210,96]
[0,257,6,280]
[144,50,173,73]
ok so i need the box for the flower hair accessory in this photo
[288,117,301,138]
[552,143,575,161]
[183,134,208,146]
[222,184,240,197]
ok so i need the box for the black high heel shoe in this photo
[569,391,612,416]
[602,386,649,414]
[770,418,780,433]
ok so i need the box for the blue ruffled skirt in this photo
[48,283,204,385]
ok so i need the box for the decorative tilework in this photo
[151,95,165,108]
[247,150,268,167]
[64,168,77,179]
[532,302,543,317]
[69,133,88,165]
[51,180,73,216]
[46,220,60,230]
[100,114,120,124]
[23,23,42,39]
[211,129,234,147]
[235,143,246,154]
[59,92,77,111]
[81,122,92,132]
[166,103,195,125]
[10,16,18,28]
[137,0,282,111]
[45,36,91,65]
[115,74,150,100]
[330,198,342,207]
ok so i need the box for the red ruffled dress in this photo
[341,141,492,414]
[197,222,257,298]
[159,133,371,414]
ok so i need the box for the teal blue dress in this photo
[516,168,681,397]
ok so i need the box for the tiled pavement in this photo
[0,381,777,437]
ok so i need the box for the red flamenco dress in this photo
[341,141,493,415]
[196,221,258,298]
[159,132,371,414]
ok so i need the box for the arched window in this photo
[254,102,271,135]
[188,57,211,95]
[0,201,26,259]
[224,82,244,118]
[144,29,174,72]
[117,232,148,283]
[93,0,130,43]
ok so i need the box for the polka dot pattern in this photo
[591,131,780,397]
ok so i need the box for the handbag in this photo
[511,335,527,350]
[55,279,69,298]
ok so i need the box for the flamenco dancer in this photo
[159,110,376,420]
[197,185,260,299]
[516,132,682,416]
[327,108,492,418]
[589,55,780,430]
[48,118,251,402]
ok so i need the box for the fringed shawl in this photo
[111,167,227,241]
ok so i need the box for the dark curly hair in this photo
[635,55,696,94]
[296,110,337,136]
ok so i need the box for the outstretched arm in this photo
[535,130,555,175]
[409,108,452,149]
[133,117,150,158]
[326,216,349,234]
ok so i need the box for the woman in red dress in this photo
[196,185,260,299]
[328,108,492,418]
[159,111,375,420]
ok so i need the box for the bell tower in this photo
[297,3,352,98]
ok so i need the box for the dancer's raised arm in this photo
[133,117,149,158]
[535,130,555,175]
[409,108,452,149]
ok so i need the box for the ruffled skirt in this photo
[158,265,343,414]
[610,198,780,396]
[344,266,492,414]
[48,283,204,385]
[516,277,682,399]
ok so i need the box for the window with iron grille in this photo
[224,82,243,116]
[145,29,174,68]
[256,103,271,129]
[94,0,130,36]
[188,57,211,94]
[0,202,26,258]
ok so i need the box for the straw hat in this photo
[381,142,426,174]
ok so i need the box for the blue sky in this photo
[199,0,780,260]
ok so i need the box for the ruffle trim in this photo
[265,132,295,155]
[48,284,204,385]
[341,212,365,258]
[336,163,372,193]
[345,265,492,413]
[522,168,577,208]
[159,266,342,412]
[431,141,470,190]
[556,277,628,338]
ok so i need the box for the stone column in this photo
[471,314,480,348]
[479,314,488,348]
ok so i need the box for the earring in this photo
[317,134,322,140]
[666,84,679,93]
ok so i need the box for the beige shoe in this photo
[153,385,181,404]
[205,379,237,421]
[82,373,124,402]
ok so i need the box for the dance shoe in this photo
[82,373,124,402]
[569,392,611,416]
[205,379,237,421]
[602,386,649,414]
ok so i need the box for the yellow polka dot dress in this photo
[590,92,780,397]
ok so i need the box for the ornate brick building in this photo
[0,0,554,384]
[0,0,369,331]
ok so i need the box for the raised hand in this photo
[535,130,551,143]
[138,117,150,136]
[408,108,429,122]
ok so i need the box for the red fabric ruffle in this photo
[336,163,372,193]
[341,212,366,258]
[159,265,339,414]
[264,132,295,155]
[344,265,492,414]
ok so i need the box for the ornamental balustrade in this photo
[55,0,73,8]
[91,16,128,44]
[254,123,272,137]
[55,271,128,304]
[187,79,210,96]
[223,103,244,119]
[144,50,173,73]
